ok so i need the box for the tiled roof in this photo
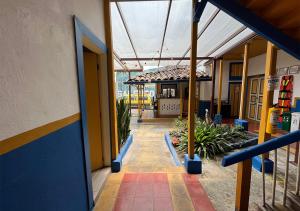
[124,65,210,84]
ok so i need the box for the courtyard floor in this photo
[95,113,300,211]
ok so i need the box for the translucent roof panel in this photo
[116,1,169,60]
[114,60,123,70]
[111,1,254,71]
[197,11,244,56]
[210,28,255,58]
[111,4,136,58]
[161,1,218,58]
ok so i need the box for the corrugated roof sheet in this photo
[124,65,210,84]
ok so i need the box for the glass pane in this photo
[118,1,169,59]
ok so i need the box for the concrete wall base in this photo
[112,134,133,172]
[184,154,202,174]
[252,155,273,173]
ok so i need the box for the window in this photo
[161,84,177,98]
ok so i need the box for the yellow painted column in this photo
[129,72,132,115]
[142,84,145,109]
[239,43,250,119]
[187,0,198,159]
[258,42,277,147]
[103,0,119,159]
[179,83,183,119]
[217,59,223,114]
[137,85,141,121]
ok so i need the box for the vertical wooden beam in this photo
[137,85,141,120]
[128,72,132,115]
[217,59,223,114]
[239,43,250,119]
[187,0,199,159]
[210,59,216,118]
[142,84,145,109]
[235,159,252,211]
[103,0,119,159]
[258,42,277,147]
[179,83,183,119]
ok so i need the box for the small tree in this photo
[116,98,131,148]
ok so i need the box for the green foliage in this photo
[116,98,131,147]
[172,118,249,159]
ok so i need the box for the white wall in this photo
[248,50,300,104]
[0,0,106,140]
[200,60,242,101]
[199,50,300,104]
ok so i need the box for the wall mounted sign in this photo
[277,67,289,76]
[289,65,300,75]
[267,76,280,91]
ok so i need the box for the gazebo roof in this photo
[124,65,211,84]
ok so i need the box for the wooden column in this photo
[187,0,199,159]
[142,84,145,109]
[235,159,252,211]
[179,83,184,119]
[258,42,277,147]
[239,43,250,119]
[137,85,142,121]
[129,72,132,115]
[217,59,223,114]
[103,0,119,158]
[210,59,216,118]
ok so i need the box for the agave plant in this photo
[116,98,131,148]
[174,119,249,159]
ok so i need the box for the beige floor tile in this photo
[100,183,121,198]
[94,196,116,211]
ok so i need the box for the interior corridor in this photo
[94,117,214,211]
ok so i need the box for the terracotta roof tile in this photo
[125,65,209,84]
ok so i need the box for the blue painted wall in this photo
[291,98,300,112]
[0,121,89,211]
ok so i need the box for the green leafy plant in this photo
[116,98,131,148]
[172,118,249,159]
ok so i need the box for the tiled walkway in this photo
[94,118,214,211]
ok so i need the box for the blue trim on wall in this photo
[112,135,133,172]
[73,16,108,209]
[0,121,89,211]
[164,133,181,166]
[207,0,300,60]
[291,98,300,112]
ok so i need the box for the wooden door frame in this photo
[83,51,104,170]
[228,81,242,117]
[74,16,113,208]
[245,74,265,123]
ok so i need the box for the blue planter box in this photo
[112,134,133,172]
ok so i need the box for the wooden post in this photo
[239,43,250,119]
[103,0,119,158]
[137,85,141,121]
[187,0,199,159]
[142,84,145,109]
[129,72,132,115]
[210,59,216,118]
[180,83,183,119]
[258,42,277,151]
[217,59,223,114]
[235,159,252,211]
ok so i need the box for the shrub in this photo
[116,98,131,148]
[172,118,249,159]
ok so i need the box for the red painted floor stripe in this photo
[114,173,173,211]
[182,174,215,211]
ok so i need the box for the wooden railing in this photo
[222,130,300,210]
